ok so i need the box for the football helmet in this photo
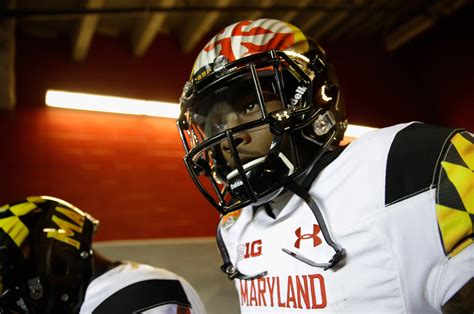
[0,196,98,313]
[178,19,347,214]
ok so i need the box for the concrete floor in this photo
[94,237,240,314]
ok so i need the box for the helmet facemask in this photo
[178,49,342,214]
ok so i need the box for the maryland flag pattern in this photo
[0,196,46,248]
[191,19,309,80]
[0,197,47,294]
[436,131,474,257]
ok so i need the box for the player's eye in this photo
[243,103,258,115]
[214,121,226,131]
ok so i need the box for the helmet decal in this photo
[46,203,87,250]
[191,19,309,78]
[0,200,40,248]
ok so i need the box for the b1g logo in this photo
[238,239,262,261]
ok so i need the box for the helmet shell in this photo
[178,19,347,214]
[0,196,98,313]
[191,19,310,80]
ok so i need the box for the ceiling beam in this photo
[312,0,364,39]
[131,0,176,57]
[72,0,104,61]
[300,0,342,33]
[2,4,390,18]
[280,0,312,23]
[246,0,273,21]
[385,0,468,51]
[330,10,368,40]
[179,0,231,53]
[0,0,15,110]
[312,11,349,39]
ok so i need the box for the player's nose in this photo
[221,132,251,154]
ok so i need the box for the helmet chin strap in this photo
[257,123,346,270]
[217,221,268,281]
[217,129,345,281]
[281,128,346,270]
[217,133,293,281]
[283,182,345,270]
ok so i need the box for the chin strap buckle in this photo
[221,263,268,281]
[325,248,345,270]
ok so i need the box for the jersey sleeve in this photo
[427,130,474,308]
[80,262,207,314]
[385,124,473,310]
[178,276,207,314]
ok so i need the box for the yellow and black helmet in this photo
[0,196,98,313]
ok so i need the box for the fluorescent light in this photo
[45,89,377,137]
[45,89,180,119]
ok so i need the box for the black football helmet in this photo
[0,196,98,313]
[177,19,347,215]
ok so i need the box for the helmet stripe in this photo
[10,201,38,216]
[0,215,29,247]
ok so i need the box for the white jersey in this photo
[219,122,473,313]
[80,261,206,314]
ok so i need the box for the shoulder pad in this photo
[385,123,460,206]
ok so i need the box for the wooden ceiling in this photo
[3,0,470,58]
[0,0,469,110]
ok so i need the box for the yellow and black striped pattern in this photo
[436,131,474,257]
[0,196,46,248]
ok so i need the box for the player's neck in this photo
[266,190,293,218]
[92,251,120,279]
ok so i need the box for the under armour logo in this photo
[294,224,322,249]
[275,111,290,121]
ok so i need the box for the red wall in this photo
[2,34,220,241]
[1,10,472,240]
[0,108,219,240]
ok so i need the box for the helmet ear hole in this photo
[50,257,69,278]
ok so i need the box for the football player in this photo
[0,196,206,313]
[177,19,473,313]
